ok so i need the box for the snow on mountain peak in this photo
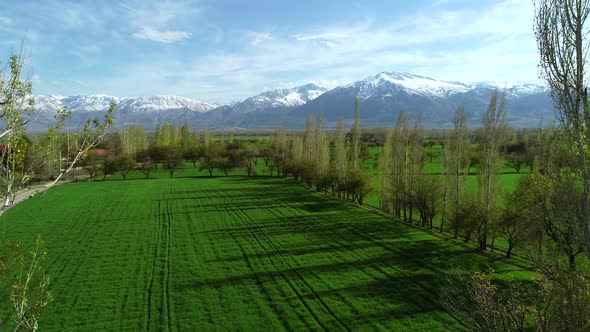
[348,72,470,99]
[340,72,548,100]
[117,96,215,113]
[33,95,215,113]
[231,83,328,113]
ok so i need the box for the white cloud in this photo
[124,0,200,29]
[291,33,345,41]
[0,15,12,26]
[132,27,191,43]
[249,32,272,46]
[323,41,337,48]
[21,0,541,102]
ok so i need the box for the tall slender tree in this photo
[334,119,348,197]
[534,0,590,254]
[477,90,507,250]
[444,106,471,236]
[392,111,410,219]
[378,128,394,212]
[350,97,361,169]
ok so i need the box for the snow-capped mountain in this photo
[219,83,327,114]
[290,72,551,128]
[60,95,118,112]
[349,72,471,99]
[199,83,328,128]
[33,95,215,113]
[117,96,215,113]
[29,95,216,131]
[28,72,553,130]
[33,95,65,112]
[340,72,546,100]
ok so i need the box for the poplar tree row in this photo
[270,99,372,204]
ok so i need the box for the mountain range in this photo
[30,72,554,131]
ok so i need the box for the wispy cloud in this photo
[290,33,345,41]
[248,32,272,46]
[1,0,540,103]
[0,15,12,27]
[125,0,198,43]
[132,27,192,43]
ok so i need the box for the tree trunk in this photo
[506,243,513,258]
[490,231,496,252]
[441,199,446,233]
[569,254,576,271]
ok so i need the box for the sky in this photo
[0,0,540,104]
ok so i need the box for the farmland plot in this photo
[0,177,532,330]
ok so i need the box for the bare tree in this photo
[534,0,590,254]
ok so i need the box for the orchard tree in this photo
[163,146,183,178]
[199,143,219,177]
[114,154,137,180]
[183,146,201,168]
[82,153,104,179]
[135,149,154,179]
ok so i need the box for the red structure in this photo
[88,149,108,156]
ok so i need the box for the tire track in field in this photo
[230,234,293,331]
[258,197,382,329]
[248,187,382,328]
[209,188,306,331]
[192,185,276,329]
[214,189,347,331]
[45,200,98,293]
[279,190,453,312]
[212,188,326,331]
[234,207,349,331]
[258,183,444,324]
[164,198,173,332]
[146,199,161,331]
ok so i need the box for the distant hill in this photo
[30,72,553,131]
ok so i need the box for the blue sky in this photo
[0,0,538,104]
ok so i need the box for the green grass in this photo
[0,175,534,330]
[363,146,526,208]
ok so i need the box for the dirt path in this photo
[8,172,91,210]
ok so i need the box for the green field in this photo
[363,146,523,209]
[0,175,533,330]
